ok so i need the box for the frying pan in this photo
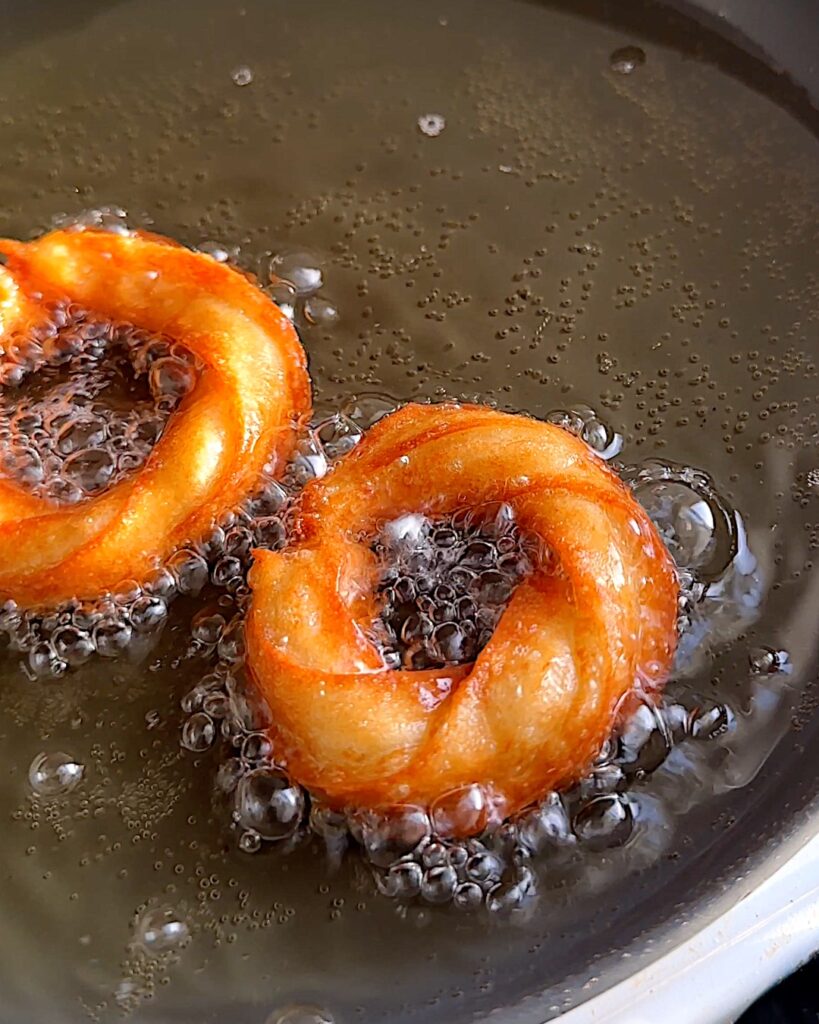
[0,1,817,1022]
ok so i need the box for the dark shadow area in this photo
[525,0,819,134]
[740,955,819,1023]
[0,0,127,61]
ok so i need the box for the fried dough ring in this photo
[0,228,310,607]
[247,403,678,828]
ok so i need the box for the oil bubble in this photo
[516,792,573,853]
[181,713,217,752]
[129,594,168,632]
[377,860,423,900]
[616,699,672,776]
[573,794,634,850]
[581,418,623,460]
[638,481,717,569]
[51,625,95,667]
[465,849,504,883]
[28,641,67,678]
[135,906,190,954]
[609,45,646,74]
[430,783,491,835]
[238,829,262,854]
[373,503,535,669]
[196,240,232,263]
[690,703,735,740]
[167,549,209,595]
[234,768,305,841]
[270,251,323,298]
[241,732,274,764]
[358,806,430,868]
[289,432,328,487]
[93,618,132,658]
[149,357,196,399]
[453,882,484,911]
[420,864,459,903]
[315,413,363,461]
[265,278,298,321]
[303,295,340,328]
[547,406,622,460]
[265,1006,335,1024]
[28,751,84,796]
[626,461,738,583]
[417,113,446,137]
[231,65,254,87]
[749,646,790,675]
[340,391,398,429]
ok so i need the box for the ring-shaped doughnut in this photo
[0,228,310,607]
[247,403,678,830]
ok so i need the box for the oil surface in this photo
[0,1,817,1023]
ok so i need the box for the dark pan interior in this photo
[0,1,817,1022]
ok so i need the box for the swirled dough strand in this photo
[0,228,310,607]
[247,403,678,831]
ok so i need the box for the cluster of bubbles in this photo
[0,263,359,671]
[0,302,213,671]
[545,404,624,461]
[172,409,764,910]
[371,503,541,669]
[621,459,765,673]
[0,544,219,677]
[0,232,773,910]
[50,204,133,235]
[355,685,742,909]
[179,628,738,912]
[180,659,304,855]
[179,408,364,632]
[195,241,340,335]
[8,368,778,913]
[0,421,362,677]
[180,648,543,910]
[0,302,199,504]
[369,813,536,913]
[2,349,769,913]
